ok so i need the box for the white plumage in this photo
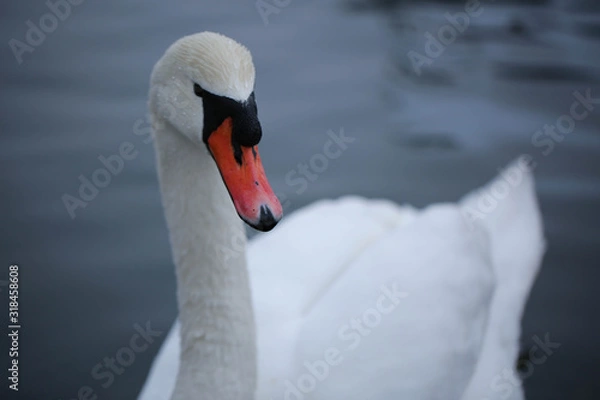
[140,163,544,400]
[140,32,545,400]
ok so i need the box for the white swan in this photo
[138,32,545,400]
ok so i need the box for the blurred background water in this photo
[1,0,599,399]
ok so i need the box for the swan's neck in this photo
[153,116,256,400]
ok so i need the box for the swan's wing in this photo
[460,157,546,400]
[137,320,180,400]
[250,197,495,400]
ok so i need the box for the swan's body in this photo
[140,32,545,400]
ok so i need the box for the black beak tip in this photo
[251,205,280,232]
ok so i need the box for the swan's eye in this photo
[193,83,204,97]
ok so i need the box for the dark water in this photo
[1,0,599,399]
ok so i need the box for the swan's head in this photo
[150,32,282,232]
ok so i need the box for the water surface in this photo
[1,1,599,399]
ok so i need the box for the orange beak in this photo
[207,117,282,231]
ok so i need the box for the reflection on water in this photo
[0,0,599,399]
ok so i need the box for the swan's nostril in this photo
[254,205,279,232]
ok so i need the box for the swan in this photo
[138,32,545,400]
